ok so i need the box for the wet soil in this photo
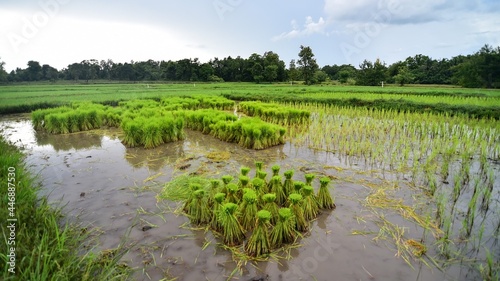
[0,114,496,281]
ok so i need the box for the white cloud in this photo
[272,16,328,41]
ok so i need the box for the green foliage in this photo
[0,138,130,281]
[219,203,245,246]
[288,193,308,232]
[245,210,272,257]
[270,208,296,248]
[317,177,335,209]
[298,45,319,85]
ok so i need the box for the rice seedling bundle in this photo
[288,193,308,232]
[294,181,305,194]
[221,175,234,194]
[142,119,164,149]
[262,193,279,224]
[240,166,251,176]
[183,183,203,211]
[270,208,296,248]
[187,189,211,225]
[305,174,316,186]
[226,183,240,204]
[210,192,226,232]
[208,179,221,205]
[252,178,266,197]
[121,118,143,147]
[239,189,259,231]
[283,170,294,198]
[301,185,319,220]
[270,175,287,206]
[238,175,250,190]
[245,210,272,257]
[254,161,264,171]
[219,203,246,246]
[317,177,335,209]
[271,165,280,176]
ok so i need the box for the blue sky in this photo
[1,0,499,71]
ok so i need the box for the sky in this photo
[1,0,499,72]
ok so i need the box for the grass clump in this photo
[0,137,131,280]
[187,189,211,225]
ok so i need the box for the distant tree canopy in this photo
[3,44,499,88]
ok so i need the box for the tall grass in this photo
[0,137,130,280]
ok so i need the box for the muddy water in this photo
[0,114,486,281]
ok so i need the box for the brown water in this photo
[0,114,494,281]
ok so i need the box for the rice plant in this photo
[271,165,281,176]
[283,170,294,198]
[210,193,226,232]
[219,203,245,246]
[317,177,335,209]
[239,189,259,231]
[245,210,272,257]
[294,181,305,194]
[221,175,234,194]
[305,174,315,186]
[252,178,266,197]
[183,183,202,212]
[187,189,211,225]
[302,185,319,220]
[226,183,240,204]
[270,175,286,206]
[240,166,251,176]
[262,193,279,224]
[270,208,296,248]
[289,193,308,232]
[255,161,264,171]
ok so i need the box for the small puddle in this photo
[0,114,492,281]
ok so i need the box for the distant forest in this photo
[1,44,499,88]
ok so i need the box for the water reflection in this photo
[35,131,103,151]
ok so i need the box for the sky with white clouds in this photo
[1,0,499,72]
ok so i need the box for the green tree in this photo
[27,60,42,81]
[0,58,7,83]
[263,65,278,82]
[297,45,319,85]
[314,70,328,83]
[356,59,387,86]
[288,59,300,84]
[394,66,414,86]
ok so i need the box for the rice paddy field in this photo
[1,82,499,281]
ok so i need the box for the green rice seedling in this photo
[210,193,226,232]
[257,170,268,184]
[239,189,259,231]
[283,170,294,198]
[270,175,286,206]
[226,183,240,204]
[294,181,305,194]
[317,177,335,209]
[252,128,264,149]
[272,165,281,176]
[208,179,221,205]
[238,175,251,190]
[262,193,279,224]
[270,208,296,248]
[255,161,264,171]
[302,185,319,220]
[121,118,142,147]
[187,189,211,225]
[218,203,245,246]
[289,193,308,232]
[305,174,316,186]
[183,183,202,212]
[142,119,164,149]
[252,178,266,198]
[240,166,251,176]
[221,175,234,194]
[245,210,272,257]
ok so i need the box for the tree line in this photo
[1,44,498,88]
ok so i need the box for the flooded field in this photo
[1,114,498,281]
